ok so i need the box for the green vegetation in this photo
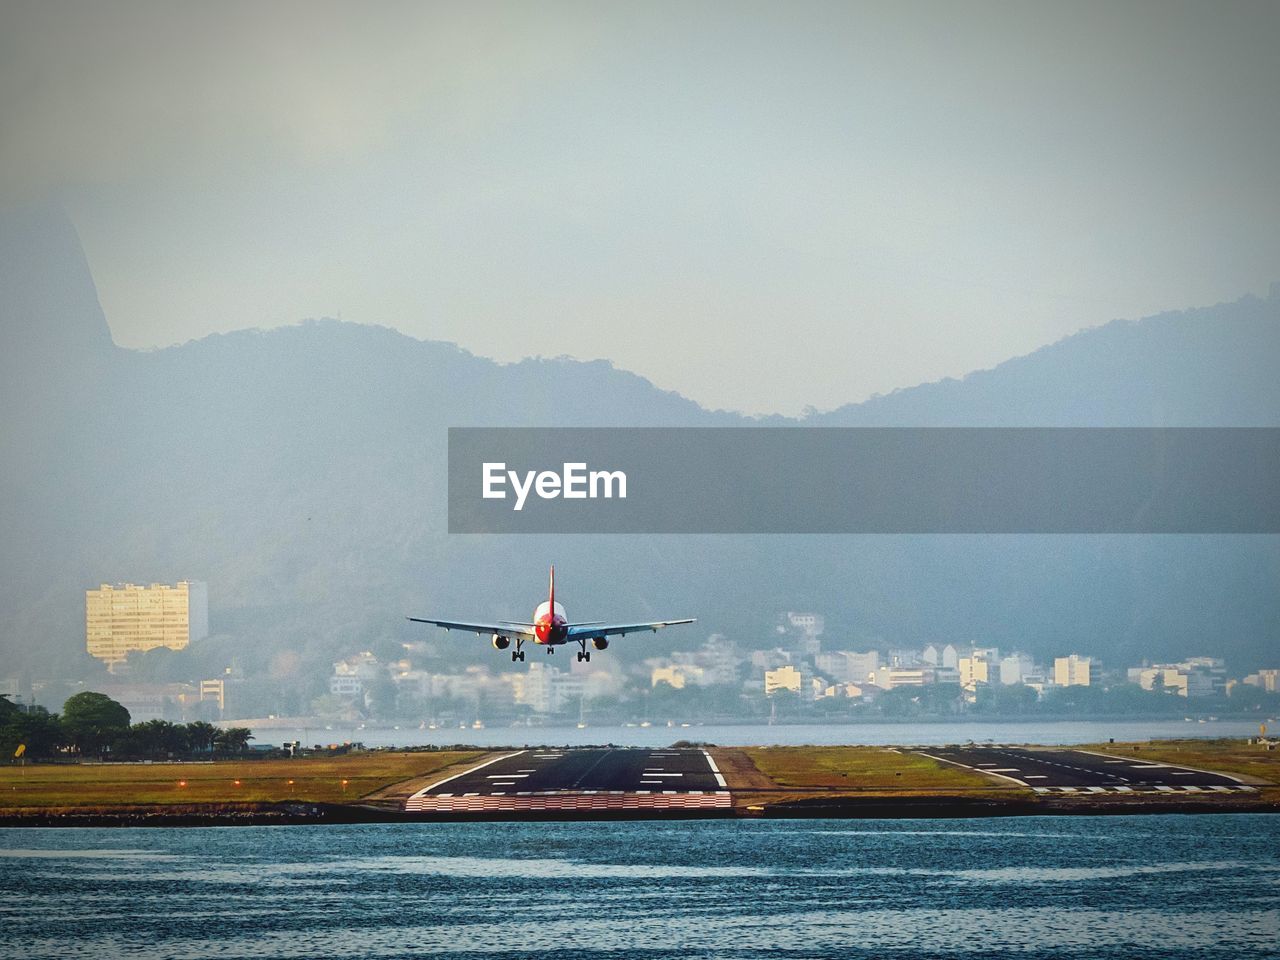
[60,692,130,754]
[0,751,478,808]
[743,746,1020,796]
[0,692,256,761]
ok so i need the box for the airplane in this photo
[407,565,695,662]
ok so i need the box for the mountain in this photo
[1,205,1277,702]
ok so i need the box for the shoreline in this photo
[4,739,1274,827]
[1,794,1277,827]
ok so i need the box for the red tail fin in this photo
[549,564,555,610]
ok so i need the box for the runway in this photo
[920,745,1257,795]
[403,747,732,813]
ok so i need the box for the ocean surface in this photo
[1,815,1275,959]
[256,718,1272,750]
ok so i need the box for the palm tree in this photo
[123,719,186,757]
[186,720,219,754]
[214,727,254,754]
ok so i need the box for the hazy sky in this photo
[2,0,1277,415]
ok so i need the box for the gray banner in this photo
[447,428,1280,534]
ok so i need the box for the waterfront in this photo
[254,718,1271,749]
[1,815,1276,958]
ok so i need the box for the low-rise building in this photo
[329,652,382,698]
[871,667,934,690]
[1054,654,1100,687]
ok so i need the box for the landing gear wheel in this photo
[576,651,591,662]
[512,650,525,662]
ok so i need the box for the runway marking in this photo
[406,750,526,800]
[703,750,729,788]
[1024,775,1048,779]
[404,748,733,814]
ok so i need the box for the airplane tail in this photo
[549,564,555,610]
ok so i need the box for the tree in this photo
[0,707,63,759]
[61,692,131,756]
[186,720,219,753]
[214,727,254,754]
[126,719,190,757]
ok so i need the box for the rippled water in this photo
[1,815,1276,958]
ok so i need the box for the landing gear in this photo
[576,639,591,663]
[511,638,526,662]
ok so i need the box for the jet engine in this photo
[592,636,609,650]
[492,634,510,650]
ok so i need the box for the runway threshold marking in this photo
[406,750,527,799]
[404,747,732,814]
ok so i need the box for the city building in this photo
[1127,658,1226,698]
[871,667,934,690]
[329,652,381,698]
[651,663,702,689]
[1131,665,1215,698]
[783,612,825,655]
[815,652,854,682]
[198,678,225,714]
[958,650,999,692]
[764,664,805,696]
[86,581,209,670]
[999,654,1036,686]
[846,650,880,682]
[95,682,201,723]
[1054,654,1100,687]
[511,662,584,714]
[1243,669,1280,693]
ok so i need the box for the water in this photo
[260,718,1271,750]
[1,815,1276,958]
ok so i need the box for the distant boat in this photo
[472,720,485,729]
[639,721,651,728]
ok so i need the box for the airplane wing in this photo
[406,617,536,640]
[566,619,696,639]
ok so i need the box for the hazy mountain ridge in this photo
[1,206,1277,688]
[813,292,1280,426]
